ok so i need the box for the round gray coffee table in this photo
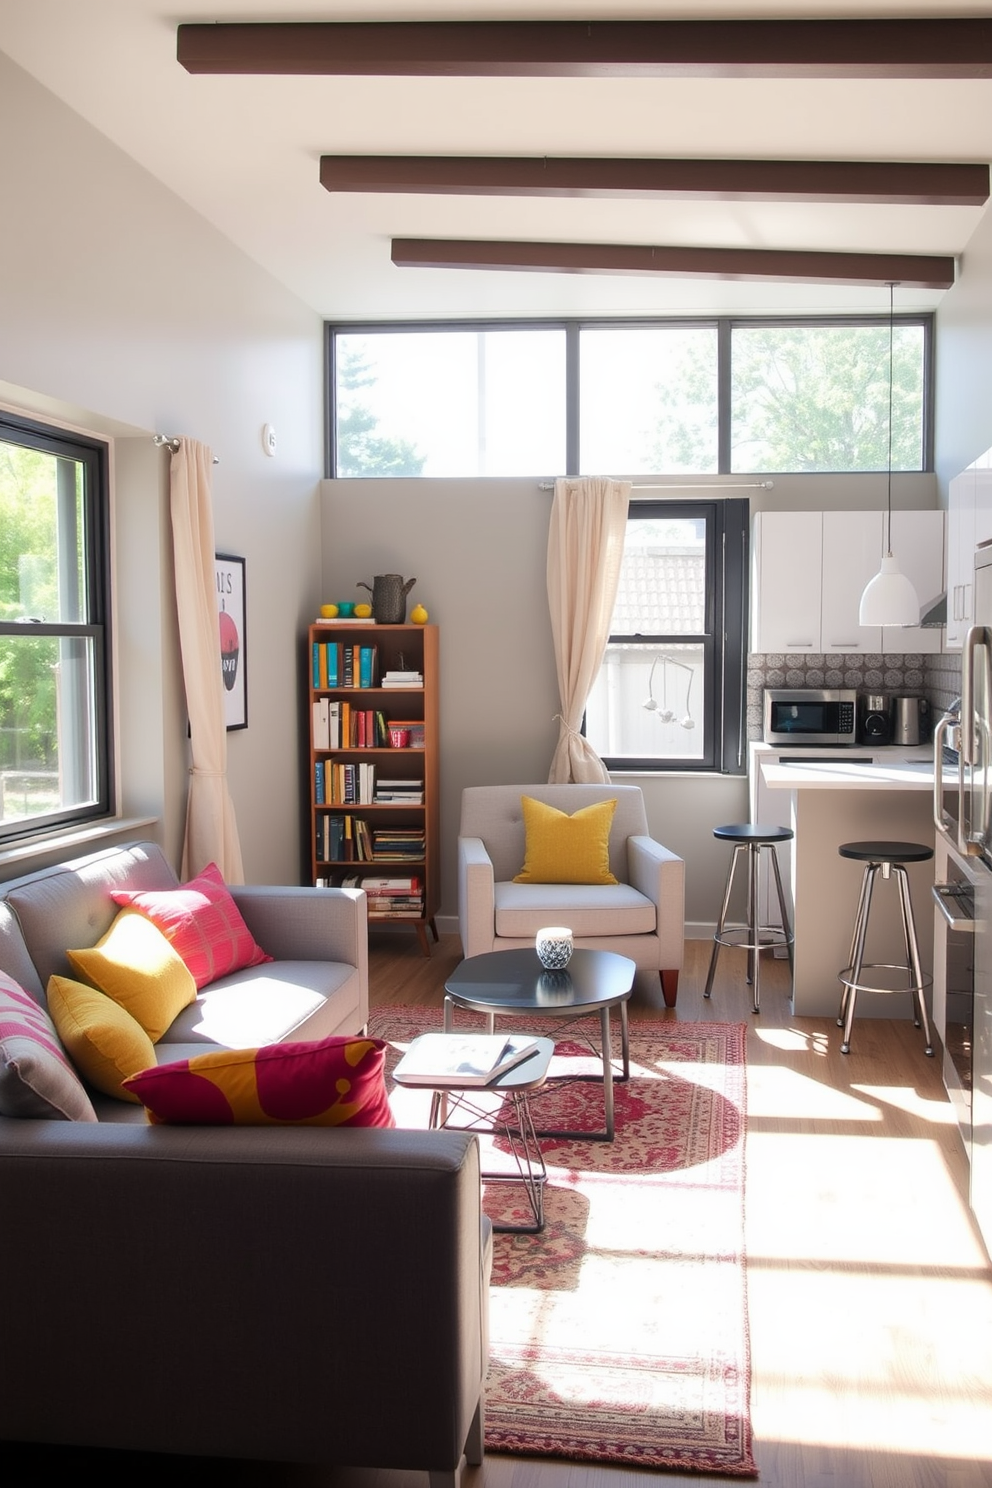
[443,947,636,1141]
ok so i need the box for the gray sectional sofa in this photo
[0,840,489,1486]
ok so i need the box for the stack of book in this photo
[359,874,424,918]
[372,825,425,861]
[381,668,423,689]
[374,777,424,804]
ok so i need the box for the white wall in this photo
[935,196,992,490]
[0,52,325,884]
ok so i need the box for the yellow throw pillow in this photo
[67,909,196,1043]
[47,975,156,1102]
[513,796,618,885]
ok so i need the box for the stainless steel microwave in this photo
[763,688,858,745]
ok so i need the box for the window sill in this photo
[0,815,159,876]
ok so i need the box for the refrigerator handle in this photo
[933,712,952,837]
[962,624,981,766]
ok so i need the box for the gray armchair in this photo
[457,783,684,1006]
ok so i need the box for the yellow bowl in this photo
[320,604,338,619]
[354,603,373,618]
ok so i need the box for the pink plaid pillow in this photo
[112,862,272,990]
[0,972,97,1120]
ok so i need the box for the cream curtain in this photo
[169,438,245,882]
[547,475,631,783]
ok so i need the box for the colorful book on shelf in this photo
[326,642,340,687]
[358,645,377,688]
[392,1034,542,1087]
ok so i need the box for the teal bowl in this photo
[337,601,355,617]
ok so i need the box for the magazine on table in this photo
[393,1032,541,1086]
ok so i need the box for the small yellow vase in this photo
[410,603,429,625]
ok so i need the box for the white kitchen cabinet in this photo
[751,511,822,653]
[946,467,976,651]
[821,509,882,652]
[752,508,944,655]
[974,445,992,548]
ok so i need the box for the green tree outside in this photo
[0,439,61,789]
[731,324,924,472]
[336,345,426,477]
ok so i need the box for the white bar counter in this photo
[759,750,940,1018]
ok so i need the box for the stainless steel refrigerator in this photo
[934,545,992,1257]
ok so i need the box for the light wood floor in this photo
[332,928,992,1488]
[15,932,992,1486]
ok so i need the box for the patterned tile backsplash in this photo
[746,651,962,741]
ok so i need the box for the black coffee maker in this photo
[858,692,891,745]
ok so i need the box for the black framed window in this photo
[325,315,933,478]
[583,500,749,774]
[0,411,112,841]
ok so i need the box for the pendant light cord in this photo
[886,280,894,557]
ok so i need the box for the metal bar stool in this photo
[704,824,795,1014]
[837,840,934,1057]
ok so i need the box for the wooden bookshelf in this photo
[307,622,439,955]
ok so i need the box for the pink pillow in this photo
[112,862,271,990]
[123,1034,395,1128]
[0,972,97,1121]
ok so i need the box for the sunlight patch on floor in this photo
[853,1082,960,1123]
[754,1025,833,1054]
[746,1131,984,1266]
[746,1063,883,1121]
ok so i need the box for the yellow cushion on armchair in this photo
[513,795,618,885]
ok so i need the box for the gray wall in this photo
[0,52,324,885]
[321,471,939,933]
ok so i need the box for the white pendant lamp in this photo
[858,283,921,628]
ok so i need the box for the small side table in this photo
[393,1033,555,1234]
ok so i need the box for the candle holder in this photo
[535,926,573,971]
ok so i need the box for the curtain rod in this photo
[154,433,220,465]
[537,479,773,491]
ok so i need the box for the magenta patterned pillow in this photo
[0,972,97,1121]
[111,861,272,990]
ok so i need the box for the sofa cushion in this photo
[66,909,197,1042]
[494,881,657,939]
[111,861,272,990]
[124,1034,395,1128]
[0,972,98,1121]
[47,975,156,1103]
[513,795,618,886]
[158,960,363,1048]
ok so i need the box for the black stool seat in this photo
[838,840,933,864]
[714,823,794,845]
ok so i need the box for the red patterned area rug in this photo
[370,1005,756,1478]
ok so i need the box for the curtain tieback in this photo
[553,713,583,737]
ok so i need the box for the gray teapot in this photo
[358,573,416,624]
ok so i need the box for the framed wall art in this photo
[215,553,247,730]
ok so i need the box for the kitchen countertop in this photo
[748,741,941,1018]
[760,756,944,790]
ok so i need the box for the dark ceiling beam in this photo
[178,19,992,78]
[320,156,990,207]
[389,239,957,290]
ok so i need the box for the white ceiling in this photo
[2,0,991,321]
